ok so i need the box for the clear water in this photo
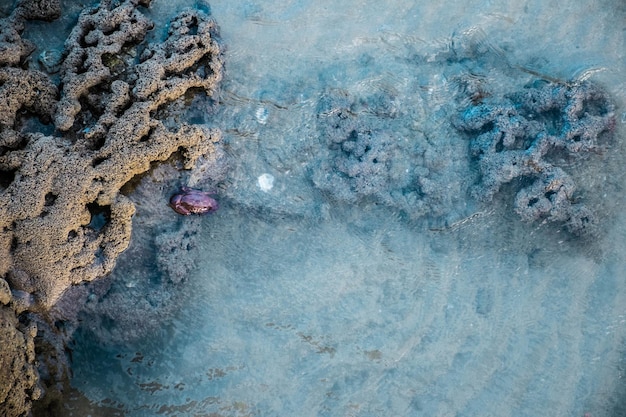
[61,0,626,416]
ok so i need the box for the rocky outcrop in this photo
[0,0,223,415]
[312,90,467,221]
[0,279,40,417]
[454,80,615,235]
[1,0,222,309]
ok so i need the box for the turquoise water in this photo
[62,0,626,416]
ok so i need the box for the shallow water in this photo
[62,0,626,416]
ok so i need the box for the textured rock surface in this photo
[312,90,468,221]
[52,159,227,347]
[0,0,60,67]
[1,0,222,309]
[454,80,616,235]
[0,0,223,415]
[0,286,40,417]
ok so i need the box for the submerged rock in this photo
[311,89,468,221]
[454,80,616,235]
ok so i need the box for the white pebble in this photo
[257,173,274,192]
[255,107,269,124]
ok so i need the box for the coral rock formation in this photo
[0,0,60,67]
[312,90,466,221]
[0,0,223,415]
[454,80,615,235]
[0,277,40,417]
[1,0,223,310]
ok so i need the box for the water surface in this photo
[63,0,626,416]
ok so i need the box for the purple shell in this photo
[169,186,219,215]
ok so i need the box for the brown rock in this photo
[0,307,40,417]
[1,1,223,309]
[0,1,224,414]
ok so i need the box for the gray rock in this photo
[454,80,615,235]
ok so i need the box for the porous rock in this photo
[54,0,154,132]
[13,0,61,22]
[0,0,60,67]
[54,159,227,347]
[312,90,464,220]
[0,1,223,414]
[454,80,615,235]
[0,306,40,417]
[0,278,10,305]
[155,220,201,284]
[1,0,223,310]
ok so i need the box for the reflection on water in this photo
[64,0,626,416]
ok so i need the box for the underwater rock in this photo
[54,159,226,347]
[311,89,465,220]
[155,219,201,283]
[13,0,61,22]
[0,0,223,415]
[454,80,615,235]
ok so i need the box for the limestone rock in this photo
[0,1,223,414]
[454,80,616,235]
[0,307,40,417]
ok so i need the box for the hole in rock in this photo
[474,120,494,136]
[544,189,557,200]
[541,108,563,135]
[495,136,504,152]
[513,175,536,191]
[44,192,57,206]
[138,127,155,142]
[17,109,55,135]
[102,24,120,37]
[581,97,609,117]
[0,168,17,189]
[102,52,127,76]
[91,156,107,167]
[182,43,195,54]
[86,203,111,231]
[76,55,90,74]
[186,16,199,35]
[522,136,535,150]
[86,134,107,151]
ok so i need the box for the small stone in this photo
[257,173,274,192]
